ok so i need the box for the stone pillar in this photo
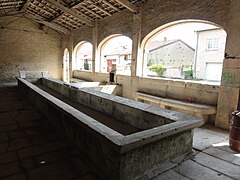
[215,0,240,129]
[68,33,74,82]
[131,12,142,77]
[92,21,98,75]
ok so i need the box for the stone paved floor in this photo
[1,84,240,180]
[0,86,99,180]
[154,125,240,180]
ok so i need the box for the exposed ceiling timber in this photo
[0,0,144,34]
[0,1,24,6]
[114,0,138,13]
[80,5,103,19]
[88,0,112,16]
[50,1,92,23]
[25,13,70,35]
[45,0,94,27]
[29,2,55,17]
[102,0,120,12]
[20,0,30,11]
[38,19,70,34]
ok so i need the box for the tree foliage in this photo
[149,64,166,77]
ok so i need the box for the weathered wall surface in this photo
[72,26,93,47]
[0,16,62,82]
[71,0,229,106]
[73,70,219,105]
[97,9,133,44]
[141,0,231,40]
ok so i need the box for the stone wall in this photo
[141,0,231,40]
[70,0,230,107]
[73,71,219,105]
[0,16,62,82]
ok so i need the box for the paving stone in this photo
[2,173,26,180]
[204,147,240,166]
[24,125,52,136]
[213,142,239,153]
[0,118,16,126]
[193,130,228,151]
[20,158,35,170]
[0,142,8,153]
[35,151,64,165]
[76,173,99,180]
[28,159,90,180]
[0,132,8,142]
[0,124,18,133]
[0,151,18,165]
[154,169,190,180]
[174,159,233,180]
[19,120,45,128]
[29,135,51,146]
[198,124,229,138]
[29,132,59,145]
[7,138,31,151]
[9,131,26,140]
[18,141,67,158]
[0,162,21,177]
[193,153,240,179]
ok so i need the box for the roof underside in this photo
[0,0,145,35]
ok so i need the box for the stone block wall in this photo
[0,16,62,82]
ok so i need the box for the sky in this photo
[151,22,219,49]
[97,22,222,55]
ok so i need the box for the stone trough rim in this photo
[17,78,203,154]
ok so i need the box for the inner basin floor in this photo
[35,84,139,135]
[0,85,239,180]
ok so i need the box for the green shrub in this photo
[84,63,90,70]
[147,59,154,66]
[149,64,166,77]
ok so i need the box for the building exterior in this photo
[195,28,227,81]
[147,39,195,78]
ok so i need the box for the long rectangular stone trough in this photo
[17,78,203,180]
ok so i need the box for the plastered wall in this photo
[0,16,62,82]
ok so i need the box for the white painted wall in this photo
[195,29,226,80]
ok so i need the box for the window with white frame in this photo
[206,38,219,50]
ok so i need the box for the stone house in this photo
[147,39,195,78]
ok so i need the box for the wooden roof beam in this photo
[102,0,120,12]
[88,0,112,16]
[0,1,24,6]
[45,0,93,27]
[20,0,30,11]
[25,13,70,35]
[80,5,103,19]
[114,0,138,13]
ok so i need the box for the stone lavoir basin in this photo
[17,77,203,180]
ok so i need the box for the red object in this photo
[107,59,113,72]
[229,111,240,152]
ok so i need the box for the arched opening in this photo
[73,42,93,71]
[140,20,227,82]
[98,35,132,75]
[63,48,69,82]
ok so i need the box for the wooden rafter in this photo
[88,0,112,16]
[45,0,94,26]
[29,2,55,17]
[0,1,24,6]
[102,0,120,12]
[20,0,30,11]
[80,5,103,19]
[114,0,138,13]
[25,13,70,35]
